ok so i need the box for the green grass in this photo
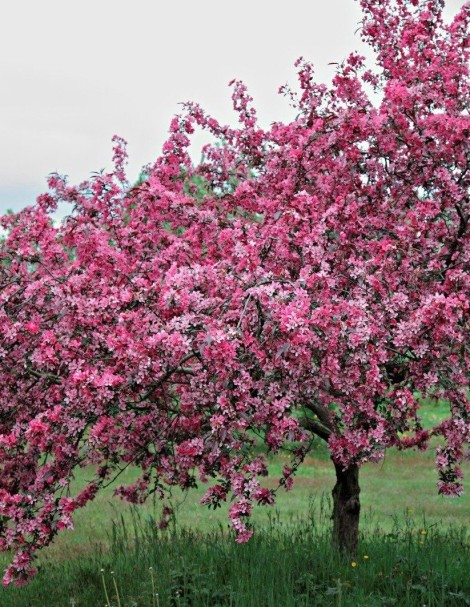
[22,443,468,570]
[6,418,470,564]
[39,434,469,565]
[2,499,469,607]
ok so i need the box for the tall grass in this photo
[3,496,470,607]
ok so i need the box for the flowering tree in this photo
[1,0,469,586]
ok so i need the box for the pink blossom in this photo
[24,321,40,335]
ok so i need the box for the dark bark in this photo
[331,463,360,556]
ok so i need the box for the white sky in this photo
[0,0,465,214]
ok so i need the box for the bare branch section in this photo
[299,416,332,442]
[305,401,333,430]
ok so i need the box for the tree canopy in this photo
[1,0,469,586]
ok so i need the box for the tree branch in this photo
[304,401,333,429]
[26,367,62,385]
[299,416,331,442]
[134,352,198,403]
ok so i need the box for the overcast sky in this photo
[0,0,465,215]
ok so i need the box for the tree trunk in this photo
[331,463,360,556]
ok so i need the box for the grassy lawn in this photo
[2,462,469,606]
[34,396,467,563]
[36,441,469,565]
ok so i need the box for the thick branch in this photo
[299,416,332,442]
[176,367,195,376]
[304,401,332,429]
